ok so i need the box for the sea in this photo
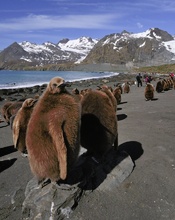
[0,70,120,90]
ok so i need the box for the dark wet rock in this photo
[22,148,134,220]
[18,88,25,93]
[30,85,40,94]
[0,96,4,101]
[23,87,33,94]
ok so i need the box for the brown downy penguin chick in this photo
[165,78,171,90]
[113,86,122,105]
[173,79,175,89]
[4,101,23,125]
[168,78,174,88]
[97,85,117,112]
[145,83,154,100]
[114,83,123,94]
[156,80,163,93]
[80,89,118,160]
[12,98,38,156]
[80,88,92,96]
[162,79,169,91]
[1,101,13,124]
[123,82,130,93]
[117,84,123,94]
[72,88,83,101]
[26,77,81,186]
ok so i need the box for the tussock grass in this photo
[134,64,175,74]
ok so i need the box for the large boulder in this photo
[22,148,134,220]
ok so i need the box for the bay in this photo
[0,70,119,89]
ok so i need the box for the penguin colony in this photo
[0,74,174,186]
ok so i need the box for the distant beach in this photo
[0,73,136,101]
[0,70,124,90]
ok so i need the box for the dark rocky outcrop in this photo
[22,148,134,220]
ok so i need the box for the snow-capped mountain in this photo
[18,37,98,65]
[57,37,98,63]
[83,28,175,67]
[0,37,98,68]
[0,28,175,70]
[17,37,98,64]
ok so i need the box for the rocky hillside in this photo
[82,28,175,68]
[0,28,175,71]
[0,37,98,70]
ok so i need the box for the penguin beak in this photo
[59,81,72,88]
[33,99,38,104]
[97,85,102,90]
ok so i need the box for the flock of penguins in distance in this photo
[0,74,175,188]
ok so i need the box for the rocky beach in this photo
[0,73,175,220]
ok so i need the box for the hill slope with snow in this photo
[0,28,175,70]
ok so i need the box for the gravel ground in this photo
[0,74,175,220]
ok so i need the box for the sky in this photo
[0,0,175,50]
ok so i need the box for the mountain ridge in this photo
[0,27,175,71]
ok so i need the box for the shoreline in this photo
[0,70,129,91]
[0,73,137,102]
[0,72,134,89]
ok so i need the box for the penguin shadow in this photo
[145,98,158,101]
[156,91,165,93]
[119,101,127,105]
[0,123,9,128]
[117,114,127,121]
[0,145,17,157]
[58,141,143,191]
[0,158,17,173]
[58,148,127,191]
[118,141,144,162]
[117,107,122,111]
[151,98,158,101]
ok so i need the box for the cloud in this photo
[0,14,118,32]
[137,22,143,29]
[159,0,175,12]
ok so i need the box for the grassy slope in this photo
[134,63,175,74]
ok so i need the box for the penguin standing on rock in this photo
[26,77,81,187]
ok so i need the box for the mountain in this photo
[0,37,98,70]
[82,28,175,68]
[0,28,175,71]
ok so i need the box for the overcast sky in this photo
[0,0,174,50]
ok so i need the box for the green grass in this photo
[134,64,175,74]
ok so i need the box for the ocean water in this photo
[0,70,120,89]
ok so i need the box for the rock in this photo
[22,148,134,220]
[102,79,109,83]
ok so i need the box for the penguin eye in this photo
[52,83,57,87]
